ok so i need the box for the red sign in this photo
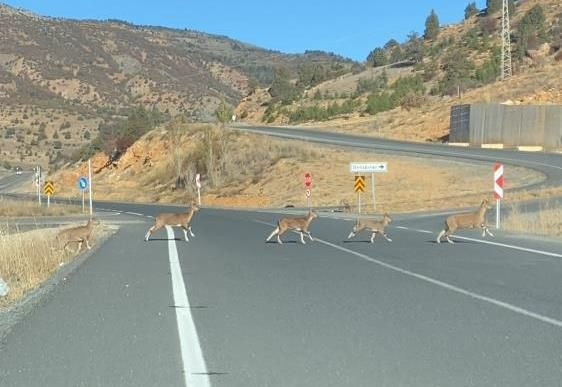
[493,163,504,199]
[304,172,311,188]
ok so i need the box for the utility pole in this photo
[501,0,512,80]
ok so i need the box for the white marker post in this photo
[493,163,504,229]
[88,159,93,216]
[36,166,42,206]
[304,173,312,208]
[195,173,202,206]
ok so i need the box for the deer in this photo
[144,202,199,242]
[266,210,318,244]
[436,199,494,244]
[56,218,100,253]
[347,213,393,243]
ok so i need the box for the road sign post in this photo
[195,173,202,205]
[88,159,93,216]
[350,163,387,211]
[78,177,88,213]
[43,181,54,208]
[304,172,312,208]
[354,176,366,214]
[35,166,42,206]
[494,163,504,229]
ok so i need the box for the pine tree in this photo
[464,2,478,20]
[487,0,502,15]
[424,9,440,40]
[367,47,387,67]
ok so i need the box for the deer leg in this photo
[266,227,279,242]
[300,232,306,245]
[436,229,445,244]
[347,231,356,239]
[383,233,393,242]
[85,238,92,250]
[445,232,455,244]
[484,226,494,237]
[188,226,195,237]
[144,225,158,241]
[370,232,376,243]
[306,231,313,241]
[180,226,190,242]
[77,240,83,252]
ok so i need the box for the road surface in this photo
[1,128,562,386]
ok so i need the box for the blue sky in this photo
[3,1,486,61]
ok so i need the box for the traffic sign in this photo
[493,163,504,199]
[350,162,387,173]
[305,189,311,198]
[43,181,54,195]
[78,177,88,190]
[304,172,311,188]
[354,176,366,193]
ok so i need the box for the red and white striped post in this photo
[493,163,504,229]
[304,172,312,208]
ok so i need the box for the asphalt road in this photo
[1,198,561,386]
[1,129,562,386]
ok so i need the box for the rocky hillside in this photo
[236,0,561,138]
[0,2,356,168]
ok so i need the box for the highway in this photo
[1,128,562,386]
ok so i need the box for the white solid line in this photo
[146,215,154,219]
[166,226,211,387]
[315,237,562,329]
[450,235,562,258]
[394,226,562,258]
[254,218,562,328]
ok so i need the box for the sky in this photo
[3,0,487,61]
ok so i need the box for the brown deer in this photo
[56,218,100,252]
[266,210,318,244]
[144,202,199,242]
[347,213,393,243]
[436,199,494,244]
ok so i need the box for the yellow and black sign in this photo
[354,176,365,193]
[43,181,55,195]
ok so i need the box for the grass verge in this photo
[503,206,562,238]
[0,222,103,307]
[0,197,83,217]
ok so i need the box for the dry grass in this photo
[41,122,546,212]
[0,222,105,307]
[0,197,83,217]
[503,205,562,238]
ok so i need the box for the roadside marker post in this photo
[350,162,387,211]
[494,163,504,229]
[195,173,202,206]
[304,172,312,208]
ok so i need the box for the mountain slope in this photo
[0,2,356,167]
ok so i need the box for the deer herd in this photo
[56,198,494,253]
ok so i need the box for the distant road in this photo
[233,124,562,189]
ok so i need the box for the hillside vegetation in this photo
[237,0,561,142]
[0,2,356,169]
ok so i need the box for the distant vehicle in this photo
[15,167,22,175]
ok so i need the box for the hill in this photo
[236,0,561,142]
[0,2,356,169]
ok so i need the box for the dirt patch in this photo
[38,123,546,213]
